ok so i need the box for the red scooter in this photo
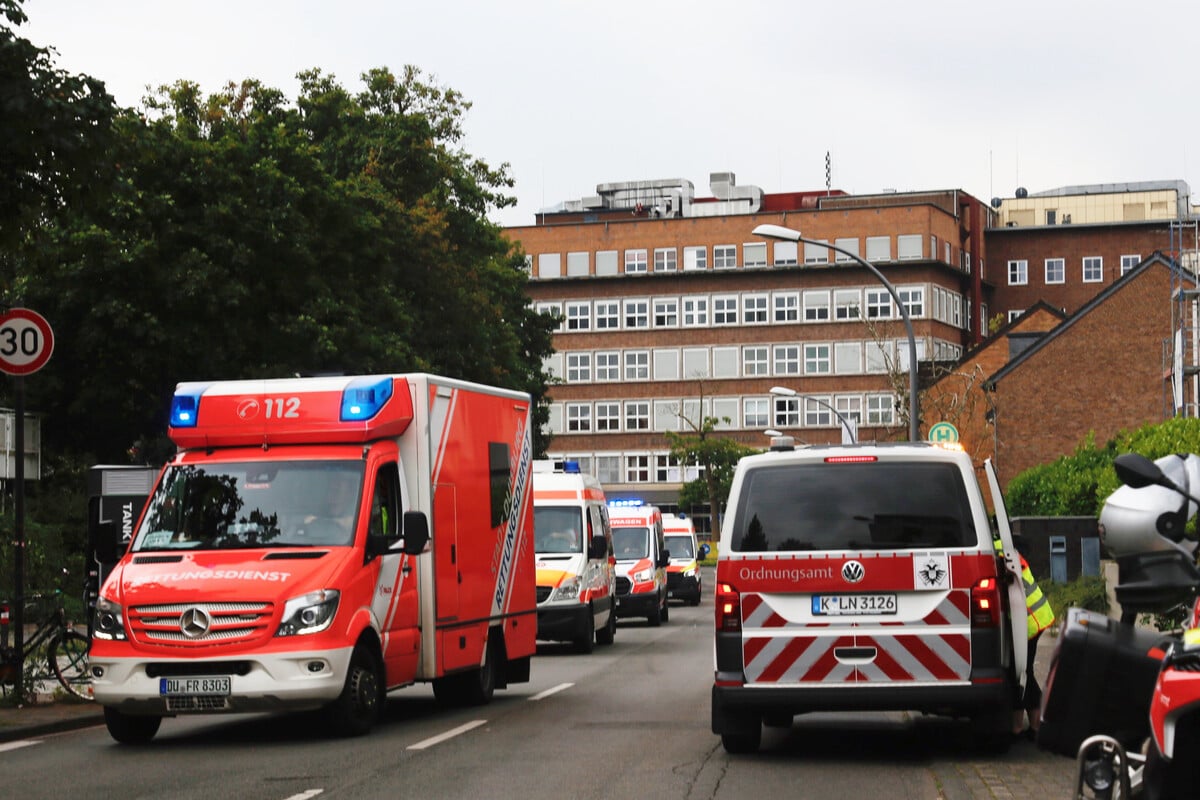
[1038,452,1200,799]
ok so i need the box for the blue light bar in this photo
[562,459,581,473]
[169,389,203,428]
[608,498,645,508]
[341,376,394,421]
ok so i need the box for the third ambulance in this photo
[663,513,707,606]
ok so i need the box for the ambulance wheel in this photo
[647,601,662,627]
[661,596,669,622]
[325,644,383,737]
[720,726,762,754]
[574,611,595,654]
[454,635,498,706]
[969,704,1012,754]
[104,707,161,744]
[596,609,616,646]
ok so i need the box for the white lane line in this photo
[529,682,573,700]
[407,719,487,750]
[0,740,42,753]
[281,791,323,800]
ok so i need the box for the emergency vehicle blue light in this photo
[169,393,201,428]
[608,498,645,508]
[341,376,393,421]
[562,460,581,473]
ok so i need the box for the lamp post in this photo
[753,223,920,442]
[769,385,857,443]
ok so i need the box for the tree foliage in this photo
[1006,417,1200,517]
[665,391,759,529]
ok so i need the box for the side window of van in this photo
[369,463,402,547]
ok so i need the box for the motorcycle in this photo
[1037,452,1200,799]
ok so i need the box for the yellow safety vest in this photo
[993,538,1056,639]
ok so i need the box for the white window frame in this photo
[712,294,739,325]
[536,302,565,332]
[773,396,800,428]
[834,288,861,320]
[682,295,709,327]
[594,300,619,330]
[865,288,893,319]
[624,454,651,483]
[865,236,891,262]
[833,237,859,263]
[566,352,591,383]
[565,300,591,331]
[866,394,895,425]
[1083,256,1103,283]
[742,346,769,377]
[743,294,769,324]
[566,251,589,277]
[595,401,620,432]
[898,285,925,318]
[897,234,922,260]
[803,290,831,322]
[596,454,620,483]
[624,350,649,381]
[773,344,801,376]
[1045,258,1065,285]
[1120,254,1140,275]
[1008,259,1028,286]
[683,245,708,271]
[653,297,679,328]
[623,298,649,329]
[566,402,591,432]
[596,250,619,277]
[803,240,830,264]
[624,401,650,431]
[595,351,620,382]
[772,241,798,266]
[834,342,862,375]
[773,291,800,323]
[743,242,767,268]
[653,248,677,272]
[804,343,832,375]
[624,248,648,274]
[713,245,737,269]
[743,398,769,429]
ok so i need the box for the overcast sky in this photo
[19,0,1200,227]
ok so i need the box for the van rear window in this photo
[730,461,975,552]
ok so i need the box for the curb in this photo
[0,708,104,743]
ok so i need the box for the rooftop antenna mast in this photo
[825,151,831,196]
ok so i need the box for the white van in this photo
[533,461,616,653]
[609,502,670,626]
[663,513,708,606]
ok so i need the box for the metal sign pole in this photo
[11,375,24,701]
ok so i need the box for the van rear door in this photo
[984,458,1027,692]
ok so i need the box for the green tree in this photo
[665,393,759,530]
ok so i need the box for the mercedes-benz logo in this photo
[179,607,212,638]
[841,560,865,583]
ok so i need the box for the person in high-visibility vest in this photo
[995,537,1056,737]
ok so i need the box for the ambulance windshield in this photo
[534,507,584,554]
[133,460,365,550]
[665,535,694,559]
[612,526,649,560]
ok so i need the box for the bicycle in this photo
[0,591,93,701]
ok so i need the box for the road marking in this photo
[407,719,487,750]
[281,791,323,800]
[0,740,41,753]
[529,682,573,700]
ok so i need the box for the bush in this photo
[1041,575,1109,624]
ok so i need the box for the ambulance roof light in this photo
[608,498,645,507]
[341,376,394,421]
[169,388,204,428]
[562,460,581,474]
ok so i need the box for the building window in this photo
[773,345,801,375]
[536,302,564,332]
[898,285,924,318]
[625,455,650,483]
[654,297,679,327]
[537,252,562,279]
[683,245,707,271]
[596,455,620,483]
[834,289,861,320]
[1045,258,1065,284]
[624,351,649,381]
[655,454,680,483]
[743,242,767,267]
[594,300,619,330]
[595,402,620,432]
[1008,260,1028,286]
[682,347,708,379]
[1121,254,1140,275]
[566,353,591,383]
[804,343,832,375]
[865,236,890,262]
[566,251,589,277]
[596,250,618,277]
[653,349,679,381]
[804,240,829,264]
[1083,256,1103,283]
[773,397,800,428]
[713,295,739,325]
[623,299,649,329]
[595,351,620,381]
[897,235,922,260]
[833,237,859,263]
[714,245,737,269]
[866,394,895,425]
[624,249,648,274]
[743,346,769,376]
[744,398,769,428]
[804,397,834,427]
[712,347,738,378]
[837,395,862,424]
[803,290,831,322]
[654,248,677,272]
[682,296,709,326]
[773,292,800,322]
[865,288,893,319]
[835,342,862,374]
[772,241,798,266]
[743,294,769,324]
[625,401,649,431]
[566,403,591,432]
[565,301,591,331]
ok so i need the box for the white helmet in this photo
[1099,453,1200,558]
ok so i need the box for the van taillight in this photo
[715,582,741,632]
[971,577,1001,627]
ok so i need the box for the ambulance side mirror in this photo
[657,549,670,568]
[401,511,430,556]
[588,534,607,560]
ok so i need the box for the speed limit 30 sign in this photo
[0,308,54,375]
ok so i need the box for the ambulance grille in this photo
[129,602,274,647]
[167,695,230,712]
[615,577,632,595]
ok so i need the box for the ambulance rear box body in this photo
[91,374,536,743]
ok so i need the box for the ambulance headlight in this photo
[683,567,697,577]
[93,597,126,641]
[276,590,340,636]
[633,569,652,583]
[552,577,581,601]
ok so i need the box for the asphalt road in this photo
[0,575,1079,800]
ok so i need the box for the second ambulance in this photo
[609,502,670,626]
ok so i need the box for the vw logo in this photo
[841,560,865,583]
[179,607,212,638]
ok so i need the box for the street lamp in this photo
[769,386,857,443]
[753,223,920,442]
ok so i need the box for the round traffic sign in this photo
[928,421,959,443]
[0,308,54,375]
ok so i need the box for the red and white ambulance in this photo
[663,513,708,606]
[609,502,670,626]
[90,374,537,743]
